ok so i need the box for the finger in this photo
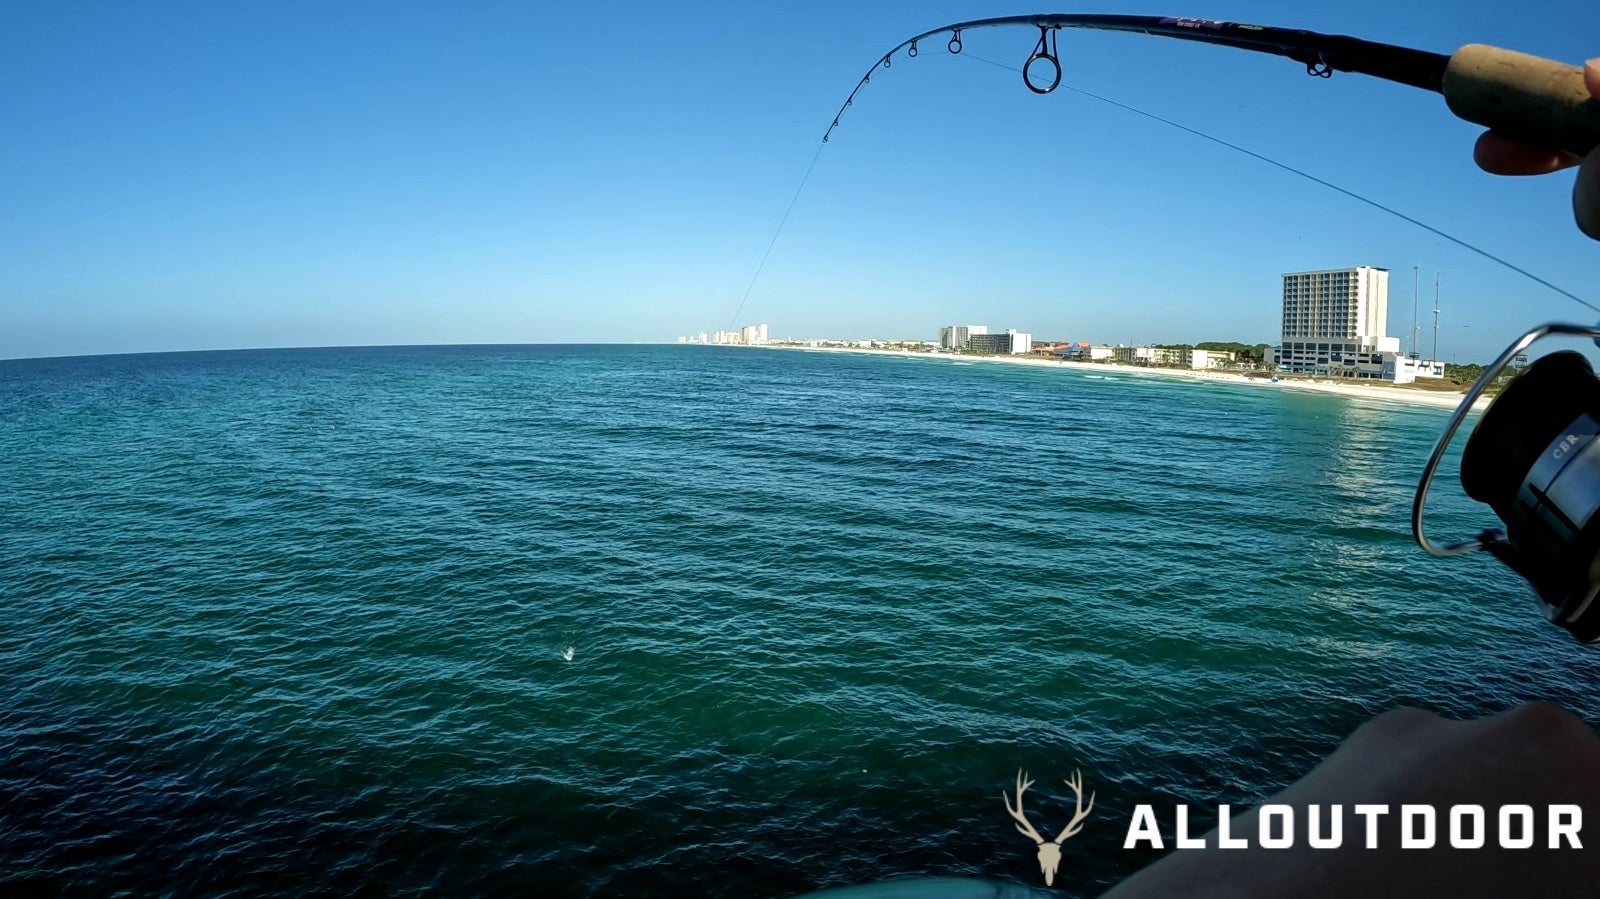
[1574,60,1599,240]
[1474,130,1581,175]
[1577,147,1600,240]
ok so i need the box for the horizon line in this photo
[0,340,687,365]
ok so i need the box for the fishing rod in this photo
[823,14,1599,161]
[820,15,1600,645]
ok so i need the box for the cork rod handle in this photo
[1443,44,1600,160]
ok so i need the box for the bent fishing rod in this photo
[819,16,1600,646]
[823,14,1599,161]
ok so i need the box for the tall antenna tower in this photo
[1431,273,1441,364]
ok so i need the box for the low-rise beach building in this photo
[1186,349,1235,369]
[964,329,1031,355]
[1383,355,1447,384]
[1051,341,1109,361]
[1108,346,1235,369]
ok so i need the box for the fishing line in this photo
[959,51,1599,315]
[726,142,826,331]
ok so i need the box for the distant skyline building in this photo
[939,324,988,350]
[1272,266,1401,380]
[707,323,769,346]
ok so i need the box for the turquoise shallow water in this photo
[4,344,1599,897]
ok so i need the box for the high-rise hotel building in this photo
[939,324,988,350]
[1273,266,1401,379]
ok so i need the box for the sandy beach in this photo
[764,345,1488,413]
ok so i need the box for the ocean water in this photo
[3,344,1599,897]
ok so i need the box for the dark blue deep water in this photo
[4,344,1599,896]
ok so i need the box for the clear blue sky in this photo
[3,0,1596,361]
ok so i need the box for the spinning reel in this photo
[1416,324,1600,643]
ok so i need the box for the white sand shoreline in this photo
[757,344,1487,413]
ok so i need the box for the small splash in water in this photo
[561,645,576,662]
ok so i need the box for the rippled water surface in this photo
[4,345,1599,896]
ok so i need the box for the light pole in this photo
[1411,265,1420,358]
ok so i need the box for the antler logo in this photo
[1002,769,1095,886]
